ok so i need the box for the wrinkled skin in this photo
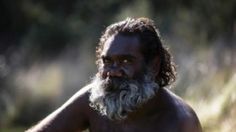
[26,34,202,132]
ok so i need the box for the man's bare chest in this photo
[88,113,177,132]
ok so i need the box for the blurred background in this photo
[0,0,235,131]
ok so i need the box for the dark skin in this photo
[27,34,202,132]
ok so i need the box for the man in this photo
[27,17,202,132]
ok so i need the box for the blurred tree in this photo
[0,0,235,130]
[149,0,236,44]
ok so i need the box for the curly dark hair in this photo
[96,17,176,87]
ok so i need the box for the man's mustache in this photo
[102,77,128,92]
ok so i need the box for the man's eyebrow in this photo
[118,54,137,59]
[101,55,111,59]
[101,54,136,59]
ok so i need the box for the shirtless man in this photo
[27,17,202,132]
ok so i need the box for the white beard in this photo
[89,73,159,120]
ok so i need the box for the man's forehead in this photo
[101,34,142,57]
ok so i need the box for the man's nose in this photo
[107,64,123,77]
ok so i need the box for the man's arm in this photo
[26,85,91,132]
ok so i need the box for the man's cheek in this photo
[97,67,107,79]
[121,67,134,79]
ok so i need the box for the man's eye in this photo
[123,59,128,63]
[122,59,131,64]
[103,58,112,64]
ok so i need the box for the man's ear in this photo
[150,56,161,77]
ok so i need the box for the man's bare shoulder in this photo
[59,84,92,113]
[26,84,93,132]
[68,84,92,104]
[160,88,202,132]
